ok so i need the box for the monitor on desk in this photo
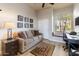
[75,17,79,26]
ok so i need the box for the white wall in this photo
[0,3,38,39]
[37,8,53,40]
[73,4,79,32]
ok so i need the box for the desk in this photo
[66,33,79,40]
[66,33,79,44]
[66,33,79,56]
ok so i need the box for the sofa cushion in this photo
[26,38,34,44]
[33,36,39,41]
[31,30,40,36]
[25,30,33,38]
[18,32,26,39]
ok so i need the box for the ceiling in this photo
[27,3,73,11]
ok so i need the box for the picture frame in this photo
[30,24,33,28]
[24,23,29,28]
[30,18,33,23]
[26,17,29,22]
[24,17,29,22]
[17,22,23,28]
[24,17,27,22]
[17,15,23,21]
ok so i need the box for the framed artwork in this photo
[17,22,23,28]
[26,17,29,22]
[24,23,29,28]
[24,17,29,22]
[30,18,33,23]
[24,17,27,22]
[17,15,34,28]
[30,24,33,28]
[17,15,23,21]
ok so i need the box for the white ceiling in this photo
[27,3,73,11]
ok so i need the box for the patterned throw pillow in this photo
[31,30,40,36]
[18,32,26,39]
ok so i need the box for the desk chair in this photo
[63,32,68,50]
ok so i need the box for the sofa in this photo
[15,30,43,53]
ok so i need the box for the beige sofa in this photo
[16,30,43,53]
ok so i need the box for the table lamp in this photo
[4,22,15,40]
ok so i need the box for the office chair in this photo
[63,32,68,51]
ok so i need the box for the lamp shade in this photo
[4,22,15,29]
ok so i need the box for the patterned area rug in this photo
[31,42,55,56]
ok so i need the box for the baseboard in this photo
[50,39,65,44]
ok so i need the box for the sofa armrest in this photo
[16,37,27,53]
[16,37,24,40]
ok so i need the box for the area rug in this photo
[31,42,55,56]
